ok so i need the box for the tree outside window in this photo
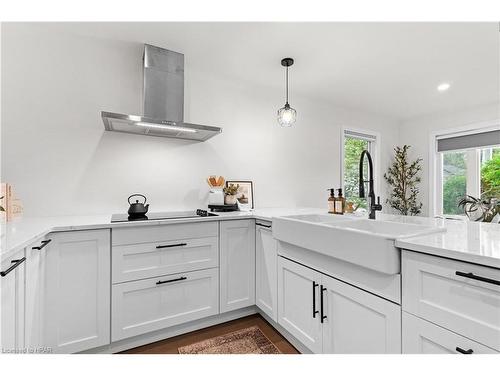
[441,146,499,216]
[442,151,467,215]
[480,147,500,200]
[344,136,372,209]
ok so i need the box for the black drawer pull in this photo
[32,239,51,250]
[1,257,26,277]
[156,243,187,249]
[312,281,319,318]
[320,285,327,323]
[455,271,500,286]
[456,347,474,354]
[156,276,187,285]
[256,223,272,228]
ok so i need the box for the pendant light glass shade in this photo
[277,103,297,127]
[277,57,296,127]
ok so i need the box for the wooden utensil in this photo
[209,176,217,187]
[206,176,225,188]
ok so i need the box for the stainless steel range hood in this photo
[101,44,222,142]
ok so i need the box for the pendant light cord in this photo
[285,66,289,104]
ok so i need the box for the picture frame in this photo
[225,180,254,209]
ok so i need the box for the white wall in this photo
[399,102,500,216]
[1,24,399,217]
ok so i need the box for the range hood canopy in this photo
[101,44,222,142]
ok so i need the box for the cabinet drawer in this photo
[403,312,498,354]
[111,268,219,341]
[112,221,218,246]
[402,250,500,351]
[112,236,218,283]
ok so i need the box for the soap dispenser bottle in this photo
[327,189,336,214]
[335,188,346,215]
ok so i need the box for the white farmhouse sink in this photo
[272,214,446,275]
[283,214,356,223]
[326,219,445,239]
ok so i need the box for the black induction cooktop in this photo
[111,209,218,223]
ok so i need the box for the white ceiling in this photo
[40,22,500,121]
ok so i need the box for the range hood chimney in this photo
[101,44,222,141]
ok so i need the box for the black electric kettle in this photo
[127,194,149,217]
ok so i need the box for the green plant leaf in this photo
[384,144,423,216]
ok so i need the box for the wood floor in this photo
[120,314,299,354]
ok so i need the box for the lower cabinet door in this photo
[278,257,322,353]
[1,249,25,353]
[220,220,256,313]
[255,224,278,321]
[41,230,111,353]
[25,240,45,350]
[112,268,219,341]
[321,273,401,354]
[402,312,498,354]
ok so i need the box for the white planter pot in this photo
[225,195,237,205]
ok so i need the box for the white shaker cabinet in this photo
[112,268,219,341]
[402,312,498,354]
[220,219,256,313]
[25,230,111,353]
[1,249,26,353]
[277,256,322,353]
[321,272,401,353]
[25,238,47,350]
[402,250,500,351]
[278,256,401,354]
[255,221,278,321]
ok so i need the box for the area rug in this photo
[178,326,281,354]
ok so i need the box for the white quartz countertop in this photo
[395,218,500,269]
[1,208,499,269]
[0,207,323,259]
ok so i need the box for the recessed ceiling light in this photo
[437,83,451,92]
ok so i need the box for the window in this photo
[442,150,467,215]
[342,129,378,209]
[433,124,500,217]
[480,147,500,200]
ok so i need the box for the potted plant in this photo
[223,183,239,205]
[458,196,500,223]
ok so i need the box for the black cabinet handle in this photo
[156,276,187,285]
[256,223,272,229]
[455,271,500,286]
[456,347,474,354]
[320,285,327,323]
[156,243,187,249]
[32,239,51,250]
[1,257,26,277]
[312,281,319,318]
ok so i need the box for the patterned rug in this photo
[178,326,281,354]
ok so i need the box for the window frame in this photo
[429,120,500,218]
[340,126,380,203]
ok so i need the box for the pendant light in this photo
[277,57,297,127]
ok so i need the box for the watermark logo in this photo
[2,346,53,354]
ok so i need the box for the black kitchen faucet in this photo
[359,150,383,219]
